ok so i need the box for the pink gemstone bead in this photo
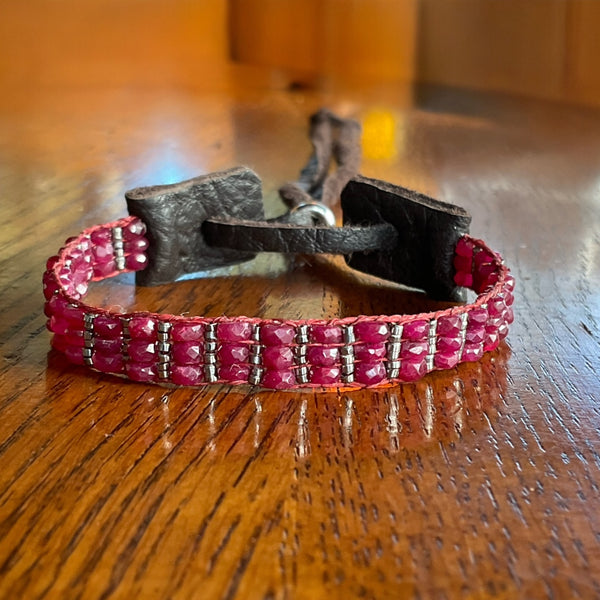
[400,340,428,360]
[42,271,60,299]
[93,260,117,279]
[310,366,340,385]
[128,316,157,339]
[505,307,514,325]
[172,322,204,342]
[402,320,429,341]
[219,364,250,382]
[436,315,461,336]
[93,353,124,373]
[263,346,295,370]
[125,253,148,271]
[51,334,69,353]
[65,346,85,365]
[455,237,474,257]
[307,346,339,366]
[468,307,488,326]
[94,315,122,338]
[355,362,386,385]
[127,340,156,363]
[462,343,484,362]
[218,344,250,365]
[172,342,203,365]
[465,328,484,345]
[262,369,297,389]
[498,323,509,340]
[64,331,85,347]
[398,359,427,382]
[504,274,515,292]
[48,316,77,336]
[126,363,157,382]
[171,364,203,385]
[310,325,343,344]
[90,229,112,244]
[124,236,149,252]
[261,323,295,346]
[487,297,506,317]
[454,271,473,288]
[354,322,389,343]
[217,321,252,342]
[504,291,515,307]
[124,220,147,238]
[94,338,122,354]
[474,250,494,266]
[93,241,114,263]
[436,336,462,352]
[483,330,500,352]
[46,255,59,270]
[434,349,460,369]
[354,343,387,361]
[453,254,472,273]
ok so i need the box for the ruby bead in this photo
[46,255,59,270]
[64,331,85,347]
[126,363,157,382]
[401,340,428,359]
[454,271,473,288]
[462,343,484,362]
[354,322,389,343]
[51,334,69,352]
[505,307,514,325]
[310,325,343,344]
[217,321,252,342]
[125,253,148,271]
[127,340,156,363]
[218,344,250,365]
[172,322,204,342]
[94,338,122,354]
[487,297,506,317]
[398,359,427,382]
[504,291,515,307]
[483,330,500,352]
[124,220,147,238]
[171,364,203,385]
[468,307,488,326]
[453,254,472,273]
[504,274,515,292]
[310,366,341,385]
[172,342,203,365]
[355,362,386,385]
[307,346,339,366]
[65,346,85,365]
[436,315,461,336]
[262,369,297,389]
[93,241,114,263]
[455,237,474,257]
[49,316,77,335]
[42,271,60,299]
[93,260,117,279]
[93,353,124,373]
[436,336,462,352]
[434,349,460,369]
[465,328,484,345]
[128,316,157,339]
[219,364,250,382]
[474,250,494,267]
[354,343,387,361]
[94,315,122,338]
[261,323,295,346]
[124,236,149,252]
[402,320,429,341]
[263,346,294,370]
[90,229,112,244]
[498,323,509,340]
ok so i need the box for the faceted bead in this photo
[453,254,472,273]
[310,366,341,385]
[93,353,124,373]
[219,364,251,383]
[94,338,122,354]
[93,260,117,279]
[126,363,157,382]
[64,331,85,347]
[436,315,462,336]
[263,346,295,370]
[454,271,473,288]
[127,340,156,363]
[218,344,250,365]
[51,334,69,352]
[504,291,515,307]
[487,297,506,317]
[262,369,297,389]
[172,322,204,342]
[355,362,386,385]
[310,325,343,344]
[93,241,114,263]
[455,237,474,257]
[217,321,252,342]
[124,219,147,238]
[465,328,484,345]
[90,229,112,244]
[498,323,509,340]
[354,322,389,343]
[128,316,157,339]
[401,340,428,359]
[42,271,60,299]
[49,316,76,336]
[483,330,500,352]
[436,336,462,352]
[402,320,429,341]
[462,343,484,362]
[504,274,516,292]
[171,364,203,385]
[468,307,488,327]
[474,250,494,267]
[354,343,387,361]
[125,253,148,271]
[261,323,295,346]
[505,307,514,325]
[65,346,85,365]
[307,346,339,366]
[124,236,149,252]
[398,359,427,382]
[434,349,461,369]
[46,255,59,270]
[94,315,122,338]
[172,342,203,365]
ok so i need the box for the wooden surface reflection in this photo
[1,78,600,599]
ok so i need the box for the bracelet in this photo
[43,111,514,390]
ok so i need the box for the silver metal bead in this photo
[343,325,355,344]
[204,364,217,382]
[157,341,170,353]
[82,348,93,359]
[205,341,217,353]
[205,354,217,365]
[157,321,171,333]
[296,366,309,384]
[205,323,217,341]
[112,226,123,241]
[250,353,262,366]
[249,367,263,385]
[390,323,403,343]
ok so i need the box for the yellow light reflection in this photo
[362,109,398,160]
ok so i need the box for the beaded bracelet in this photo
[43,215,514,390]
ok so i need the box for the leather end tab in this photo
[341,175,471,302]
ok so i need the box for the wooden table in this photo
[1,78,600,599]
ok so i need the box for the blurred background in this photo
[1,0,599,106]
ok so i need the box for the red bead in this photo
[64,331,85,347]
[310,325,343,344]
[219,364,250,382]
[483,330,500,352]
[468,307,488,326]
[307,346,339,366]
[465,328,484,345]
[93,241,114,263]
[455,237,474,258]
[354,322,389,343]
[93,353,124,373]
[65,346,85,365]
[124,236,149,252]
[127,340,156,363]
[355,362,386,385]
[401,340,428,359]
[474,250,495,267]
[434,349,460,369]
[51,334,69,352]
[262,369,297,389]
[171,364,203,385]
[402,320,429,341]
[398,359,427,382]
[217,321,252,342]
[42,271,60,300]
[462,343,484,362]
[504,274,515,292]
[46,255,59,270]
[454,271,473,288]
[453,254,472,273]
[126,363,157,382]
[125,253,148,271]
[94,315,122,338]
[436,315,461,336]
[487,297,506,317]
[505,307,514,325]
[354,343,387,361]
[48,316,77,336]
[128,316,157,339]
[93,260,117,279]
[172,321,204,342]
[261,323,295,346]
[172,342,203,364]
[310,366,340,385]
[94,338,122,354]
[218,344,250,365]
[498,323,509,340]
[124,219,147,238]
[263,346,295,370]
[504,291,515,307]
[436,336,462,352]
[90,229,112,243]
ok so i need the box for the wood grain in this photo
[1,78,600,599]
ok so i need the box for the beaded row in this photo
[43,216,514,390]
